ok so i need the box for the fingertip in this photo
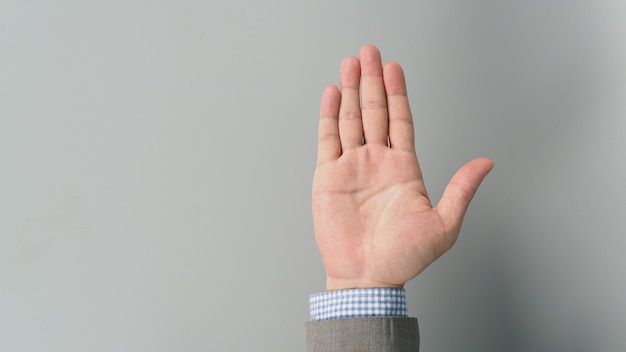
[340,56,360,70]
[486,158,495,169]
[383,62,407,95]
[360,44,381,56]
[467,157,496,176]
[340,56,361,88]
[318,84,342,164]
[383,61,403,71]
[483,158,495,174]
[320,85,341,116]
[322,84,340,98]
[360,44,382,62]
[383,61,405,74]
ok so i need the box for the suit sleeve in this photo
[305,316,419,351]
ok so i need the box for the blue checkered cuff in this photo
[309,288,408,321]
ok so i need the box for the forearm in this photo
[305,288,419,352]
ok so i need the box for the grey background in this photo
[1,0,624,351]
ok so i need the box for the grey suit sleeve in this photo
[305,317,419,352]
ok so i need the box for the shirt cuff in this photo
[309,288,408,321]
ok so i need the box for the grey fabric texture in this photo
[305,317,419,351]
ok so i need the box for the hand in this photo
[312,45,494,291]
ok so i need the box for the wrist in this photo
[326,276,404,291]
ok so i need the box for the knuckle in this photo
[339,110,361,121]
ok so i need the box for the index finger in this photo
[383,62,415,153]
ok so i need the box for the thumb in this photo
[436,157,495,242]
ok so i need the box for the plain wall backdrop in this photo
[1,0,625,351]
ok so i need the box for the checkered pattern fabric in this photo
[309,288,408,321]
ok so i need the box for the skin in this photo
[312,45,495,291]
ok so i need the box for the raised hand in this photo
[312,45,494,291]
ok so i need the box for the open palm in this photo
[312,45,494,291]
